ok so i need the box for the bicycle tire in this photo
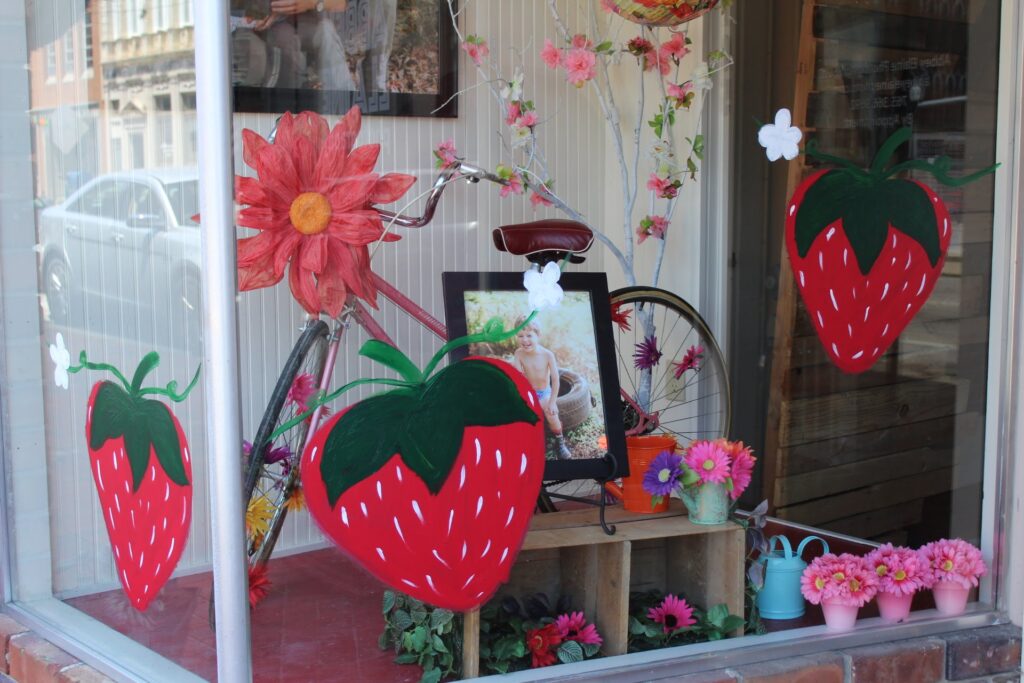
[542,287,731,506]
[244,319,331,567]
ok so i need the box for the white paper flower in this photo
[511,125,532,148]
[692,62,714,91]
[49,333,71,390]
[501,70,524,102]
[523,262,563,311]
[758,109,803,162]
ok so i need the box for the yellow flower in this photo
[246,495,274,539]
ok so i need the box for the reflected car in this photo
[38,169,202,347]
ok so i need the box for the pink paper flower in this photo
[516,111,539,128]
[571,34,593,50]
[684,440,731,485]
[660,32,690,62]
[636,215,668,244]
[647,594,695,634]
[721,439,754,500]
[563,47,597,87]
[530,189,554,208]
[461,36,490,66]
[288,372,318,410]
[555,611,603,646]
[647,173,680,199]
[433,139,459,169]
[540,38,562,69]
[672,344,704,379]
[866,544,928,596]
[633,335,663,370]
[801,553,878,607]
[919,538,987,589]
[627,36,654,58]
[499,171,524,198]
[505,102,522,126]
[668,81,694,108]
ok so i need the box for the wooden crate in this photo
[461,501,745,678]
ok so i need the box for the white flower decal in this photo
[692,62,714,91]
[758,108,803,162]
[501,70,524,102]
[49,333,71,390]
[523,262,563,311]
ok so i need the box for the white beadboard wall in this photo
[41,0,613,596]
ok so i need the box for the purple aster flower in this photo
[642,450,683,497]
[265,443,292,465]
[634,335,663,370]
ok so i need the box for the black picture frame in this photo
[231,0,459,118]
[442,271,629,483]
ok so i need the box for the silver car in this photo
[38,169,202,347]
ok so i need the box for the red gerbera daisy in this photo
[525,624,563,668]
[235,108,416,317]
[248,564,271,607]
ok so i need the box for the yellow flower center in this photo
[849,578,861,592]
[876,565,888,577]
[702,459,715,471]
[814,577,825,590]
[942,559,954,572]
[289,192,332,235]
[832,572,845,582]
[894,570,907,581]
[658,468,672,483]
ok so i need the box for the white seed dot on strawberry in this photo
[826,227,835,241]
[817,310,824,329]
[917,274,927,296]
[520,453,528,475]
[163,483,170,502]
[461,542,467,560]
[139,551,145,568]
[475,496,484,518]
[150,465,156,481]
[853,350,864,360]
[447,509,454,536]
[818,252,824,271]
[308,445,318,465]
[882,324,890,336]
[112,451,119,470]
[166,537,175,561]
[376,480,383,500]
[155,562,161,576]
[184,448,190,464]
[425,574,438,593]
[360,502,368,517]
[376,547,386,561]
[162,517,167,530]
[500,547,509,564]
[847,324,852,338]
[481,540,491,558]
[180,498,187,524]
[394,465,403,482]
[495,450,502,469]
[458,465,466,491]
[474,438,481,465]
[799,270,805,287]
[109,509,117,530]
[150,527,155,544]
[829,289,839,312]
[881,283,890,300]
[95,462,105,491]
[393,517,407,544]
[432,549,450,568]
[411,499,424,524]
[505,507,515,528]
[843,249,849,266]
[401,579,417,588]
[789,204,796,216]
[461,574,475,590]
[864,306,870,323]
[340,506,349,527]
[115,493,121,514]
[114,546,120,559]
[832,343,839,357]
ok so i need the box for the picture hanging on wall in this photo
[442,271,629,483]
[230,0,458,117]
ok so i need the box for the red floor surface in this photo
[68,548,423,682]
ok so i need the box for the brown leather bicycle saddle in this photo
[492,219,594,264]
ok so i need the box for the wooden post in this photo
[596,540,631,656]
[462,608,480,679]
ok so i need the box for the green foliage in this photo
[380,591,462,683]
[626,590,745,653]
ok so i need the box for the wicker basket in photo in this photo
[606,0,720,27]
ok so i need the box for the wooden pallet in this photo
[461,502,745,678]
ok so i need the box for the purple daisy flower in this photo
[634,335,663,370]
[642,450,683,497]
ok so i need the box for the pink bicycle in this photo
[241,159,731,570]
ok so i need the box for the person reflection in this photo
[253,0,357,91]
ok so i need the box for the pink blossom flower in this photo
[721,439,754,500]
[461,37,490,66]
[660,32,690,62]
[627,36,654,58]
[668,81,694,100]
[433,139,459,169]
[499,172,524,198]
[647,173,680,199]
[636,215,668,244]
[802,553,878,607]
[516,111,539,128]
[554,612,603,646]
[288,372,318,410]
[571,34,593,50]
[672,344,704,379]
[530,189,554,208]
[866,544,928,596]
[563,47,597,87]
[541,38,562,69]
[505,102,522,126]
[647,594,695,634]
[684,440,731,485]
[919,538,987,589]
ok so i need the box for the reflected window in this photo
[164,181,199,227]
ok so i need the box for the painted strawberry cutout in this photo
[300,338,544,611]
[786,128,998,373]
[62,348,201,611]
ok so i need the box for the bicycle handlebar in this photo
[378,161,505,229]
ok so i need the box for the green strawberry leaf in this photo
[320,360,539,506]
[88,382,189,491]
[359,340,422,383]
[795,171,942,275]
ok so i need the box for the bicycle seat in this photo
[492,219,594,265]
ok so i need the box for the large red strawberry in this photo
[786,129,995,374]
[84,352,194,611]
[301,346,544,611]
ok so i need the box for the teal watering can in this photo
[755,535,829,620]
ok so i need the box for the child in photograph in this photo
[512,316,572,460]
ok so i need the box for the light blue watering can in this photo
[756,535,830,620]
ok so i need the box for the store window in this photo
[0,0,1016,681]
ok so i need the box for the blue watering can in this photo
[756,535,829,620]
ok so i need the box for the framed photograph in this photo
[442,272,629,483]
[231,0,458,117]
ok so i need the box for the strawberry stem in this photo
[420,310,538,380]
[138,363,202,403]
[869,127,913,176]
[130,351,161,394]
[69,349,201,402]
[68,350,131,392]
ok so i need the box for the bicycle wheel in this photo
[610,287,731,445]
[244,319,331,567]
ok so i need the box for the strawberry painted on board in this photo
[300,339,544,612]
[68,349,201,611]
[785,128,997,374]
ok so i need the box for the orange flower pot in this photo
[604,435,678,513]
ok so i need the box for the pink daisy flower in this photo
[633,335,663,370]
[433,139,459,168]
[672,344,704,379]
[684,440,731,485]
[866,544,927,596]
[724,441,755,500]
[554,612,603,646]
[919,538,987,589]
[287,372,318,410]
[563,47,597,87]
[647,594,695,634]
[540,38,562,69]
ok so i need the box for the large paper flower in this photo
[758,108,803,162]
[235,108,416,317]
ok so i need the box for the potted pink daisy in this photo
[864,544,928,623]
[801,553,878,631]
[673,440,756,524]
[919,538,987,615]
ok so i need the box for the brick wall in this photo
[0,614,112,683]
[658,625,1022,683]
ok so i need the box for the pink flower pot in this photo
[876,591,913,623]
[932,580,970,615]
[821,600,859,631]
